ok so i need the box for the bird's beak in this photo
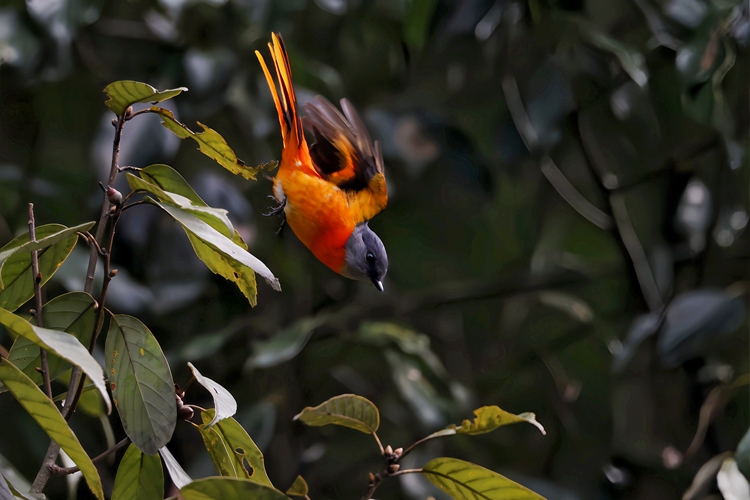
[371,279,384,292]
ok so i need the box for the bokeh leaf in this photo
[196,409,272,486]
[180,477,288,500]
[247,317,323,369]
[426,406,546,439]
[0,307,110,413]
[0,223,91,312]
[293,394,379,434]
[736,426,750,482]
[150,107,269,180]
[105,314,176,454]
[3,292,96,391]
[159,447,191,489]
[717,457,750,500]
[0,359,104,500]
[422,457,545,500]
[187,362,237,428]
[111,443,163,500]
[286,476,308,497]
[103,81,186,116]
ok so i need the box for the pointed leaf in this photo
[0,359,104,500]
[180,478,288,500]
[0,224,88,312]
[293,394,379,434]
[0,307,110,413]
[151,107,271,180]
[106,314,176,454]
[422,457,545,500]
[103,81,187,116]
[3,292,96,391]
[424,406,546,441]
[286,476,308,497]
[146,197,280,292]
[159,447,192,490]
[247,317,324,369]
[187,363,236,427]
[112,443,163,500]
[196,409,272,486]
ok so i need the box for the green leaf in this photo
[0,359,104,500]
[103,81,187,116]
[404,0,437,50]
[0,474,13,500]
[424,406,546,441]
[180,478,288,500]
[105,314,176,454]
[146,197,280,295]
[196,409,273,486]
[0,223,91,312]
[0,307,110,413]
[246,317,324,369]
[422,457,545,500]
[293,394,379,434]
[111,443,163,500]
[151,107,270,180]
[188,362,236,427]
[736,426,750,482]
[285,476,308,497]
[358,322,448,378]
[159,447,192,489]
[3,292,96,391]
[3,474,43,500]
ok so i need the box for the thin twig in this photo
[28,204,52,401]
[396,435,438,463]
[50,438,130,475]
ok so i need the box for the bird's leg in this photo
[263,195,287,236]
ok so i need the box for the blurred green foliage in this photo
[0,0,749,498]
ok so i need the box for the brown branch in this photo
[50,438,130,475]
[28,203,52,400]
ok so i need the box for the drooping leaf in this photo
[146,197,280,294]
[247,317,323,369]
[0,223,91,312]
[285,476,309,497]
[105,314,176,454]
[0,307,110,413]
[422,457,545,500]
[151,107,271,180]
[3,292,96,391]
[196,409,272,486]
[718,457,750,500]
[2,473,42,500]
[103,81,187,116]
[293,394,379,434]
[357,322,448,378]
[180,477,288,500]
[0,474,13,500]
[112,443,163,500]
[188,362,237,427]
[0,359,104,500]
[159,447,192,490]
[430,406,546,439]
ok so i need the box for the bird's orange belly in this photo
[276,171,354,274]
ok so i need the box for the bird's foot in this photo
[263,195,286,217]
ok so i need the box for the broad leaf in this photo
[422,457,545,500]
[104,81,186,116]
[294,394,379,434]
[106,314,176,454]
[0,307,110,413]
[3,292,96,391]
[196,409,272,486]
[247,317,324,369]
[151,107,271,180]
[424,406,546,441]
[286,476,308,497]
[180,478,288,500]
[188,363,236,427]
[112,443,163,500]
[0,359,104,500]
[159,447,192,489]
[0,223,90,312]
[146,197,280,294]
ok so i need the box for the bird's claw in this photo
[263,196,286,217]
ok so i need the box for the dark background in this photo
[0,0,749,498]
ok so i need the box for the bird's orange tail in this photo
[255,33,303,148]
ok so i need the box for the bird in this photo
[255,33,389,291]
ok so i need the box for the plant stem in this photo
[31,113,127,494]
[372,431,384,454]
[50,438,130,475]
[28,203,52,401]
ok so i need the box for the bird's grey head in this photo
[343,223,388,291]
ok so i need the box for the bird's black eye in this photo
[366,253,375,264]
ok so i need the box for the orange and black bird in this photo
[256,33,389,291]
